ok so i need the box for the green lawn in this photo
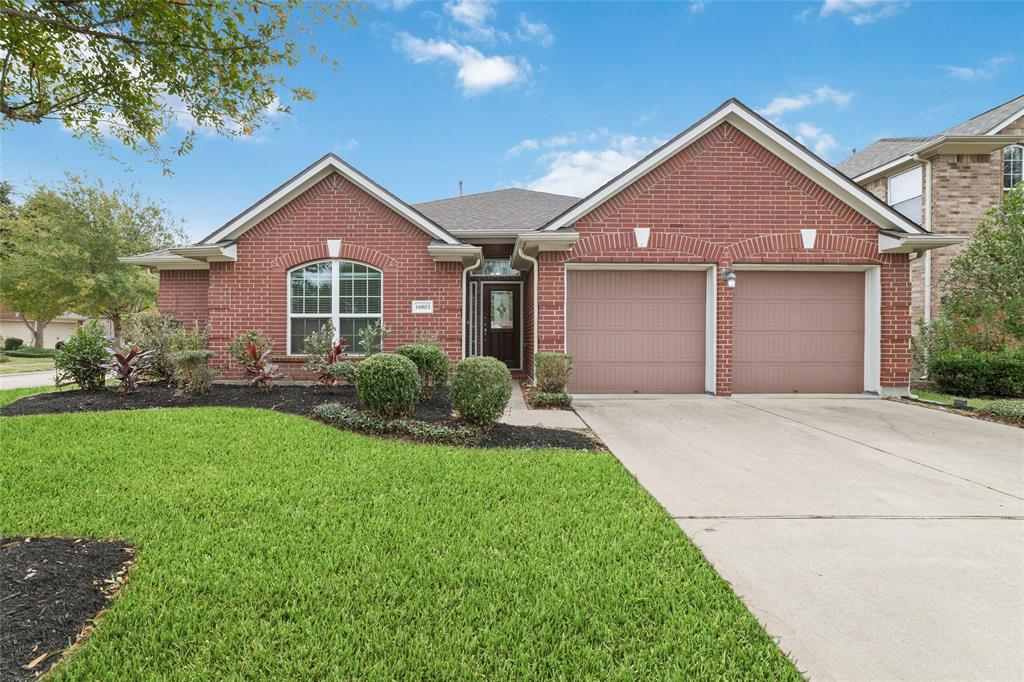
[0,355,55,374]
[912,389,995,410]
[0,400,799,679]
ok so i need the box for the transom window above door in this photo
[288,260,382,354]
[474,259,520,276]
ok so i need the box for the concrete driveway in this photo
[574,396,1024,681]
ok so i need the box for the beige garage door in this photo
[567,270,706,393]
[733,271,864,394]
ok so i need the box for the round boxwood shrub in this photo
[356,352,421,418]
[3,336,24,351]
[450,356,511,426]
[394,343,450,398]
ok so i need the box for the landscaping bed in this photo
[0,384,598,449]
[1,537,135,682]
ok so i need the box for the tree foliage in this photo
[0,176,186,344]
[941,183,1024,344]
[0,1,362,169]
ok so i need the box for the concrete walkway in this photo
[575,395,1024,682]
[500,382,587,429]
[0,370,56,390]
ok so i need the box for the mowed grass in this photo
[0,405,800,680]
[912,389,995,410]
[0,355,55,374]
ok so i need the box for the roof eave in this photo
[878,232,968,254]
[119,254,210,271]
[427,243,483,267]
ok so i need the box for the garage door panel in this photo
[733,271,864,394]
[567,270,706,394]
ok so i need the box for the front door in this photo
[482,283,520,368]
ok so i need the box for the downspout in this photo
[922,158,933,328]
[516,242,540,385]
[461,255,481,359]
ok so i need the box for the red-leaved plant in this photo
[241,340,283,390]
[105,343,153,393]
[316,338,348,385]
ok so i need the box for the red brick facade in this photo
[535,122,912,394]
[157,270,209,327]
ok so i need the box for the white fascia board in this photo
[169,243,238,262]
[913,135,1022,157]
[119,254,209,270]
[544,101,924,235]
[427,243,482,264]
[878,233,967,254]
[450,229,529,239]
[515,231,579,251]
[987,107,1024,135]
[853,155,917,184]
[201,155,460,246]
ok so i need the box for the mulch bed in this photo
[1,384,598,450]
[1,537,135,681]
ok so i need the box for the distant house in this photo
[126,99,965,396]
[0,305,88,349]
[838,95,1024,328]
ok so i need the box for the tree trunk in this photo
[111,314,122,341]
[33,319,48,349]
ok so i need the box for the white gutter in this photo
[460,254,481,359]
[516,242,540,384]
[921,158,933,327]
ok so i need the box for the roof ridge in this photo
[941,93,1024,134]
[414,187,579,205]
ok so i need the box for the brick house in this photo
[125,99,965,395]
[837,95,1024,330]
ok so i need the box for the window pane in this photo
[490,291,513,329]
[476,259,520,276]
[338,265,381,320]
[1005,146,1023,190]
[290,263,331,314]
[338,318,377,353]
[888,166,922,206]
[892,196,921,223]
[290,317,330,354]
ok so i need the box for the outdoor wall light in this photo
[722,268,737,288]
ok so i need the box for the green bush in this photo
[313,403,474,445]
[3,337,24,351]
[534,352,574,393]
[54,321,110,390]
[979,399,1024,424]
[928,347,1024,398]
[328,360,358,385]
[395,343,450,399]
[450,356,511,426]
[355,352,421,418]
[169,322,216,394]
[124,313,181,382]
[4,348,55,358]
[357,320,391,356]
[0,353,9,364]
[529,391,572,409]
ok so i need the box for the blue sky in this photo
[2,0,1022,241]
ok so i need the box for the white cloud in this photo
[337,138,359,153]
[943,55,1014,81]
[759,85,853,118]
[516,13,555,47]
[795,6,813,21]
[689,0,708,14]
[820,0,907,25]
[395,33,529,95]
[793,122,839,157]
[375,0,416,9]
[443,0,507,43]
[517,132,664,197]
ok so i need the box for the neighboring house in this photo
[125,99,965,396]
[838,95,1024,329]
[0,305,87,349]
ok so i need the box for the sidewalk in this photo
[0,370,56,390]
[500,382,587,429]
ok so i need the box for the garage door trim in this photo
[732,264,882,393]
[564,263,717,394]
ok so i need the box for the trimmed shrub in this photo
[328,360,358,385]
[313,403,474,445]
[355,352,421,418]
[979,399,1024,425]
[0,353,9,364]
[228,330,283,389]
[450,356,511,426]
[169,322,216,394]
[55,321,110,390]
[3,337,24,351]
[124,313,181,383]
[395,343,450,399]
[5,347,55,358]
[529,391,572,409]
[535,352,573,393]
[928,347,1024,398]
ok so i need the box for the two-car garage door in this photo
[566,269,865,394]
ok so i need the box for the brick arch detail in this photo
[731,232,881,263]
[571,231,721,261]
[271,242,400,272]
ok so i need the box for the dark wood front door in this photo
[482,283,520,368]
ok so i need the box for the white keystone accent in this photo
[634,227,651,248]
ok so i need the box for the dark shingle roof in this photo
[837,95,1024,179]
[413,188,579,233]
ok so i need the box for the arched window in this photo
[288,260,382,354]
[1005,145,1023,191]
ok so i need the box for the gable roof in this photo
[837,94,1024,179]
[541,98,924,235]
[199,153,460,246]
[414,188,579,235]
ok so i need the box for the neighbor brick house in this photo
[126,99,965,395]
[838,95,1024,329]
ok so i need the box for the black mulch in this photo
[1,384,599,450]
[0,537,135,682]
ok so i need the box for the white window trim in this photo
[286,259,384,356]
[1004,145,1023,192]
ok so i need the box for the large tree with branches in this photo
[0,1,362,169]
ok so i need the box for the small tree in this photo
[941,183,1024,344]
[302,321,349,385]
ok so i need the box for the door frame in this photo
[479,281,523,371]
[563,263,717,395]
[731,264,882,394]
